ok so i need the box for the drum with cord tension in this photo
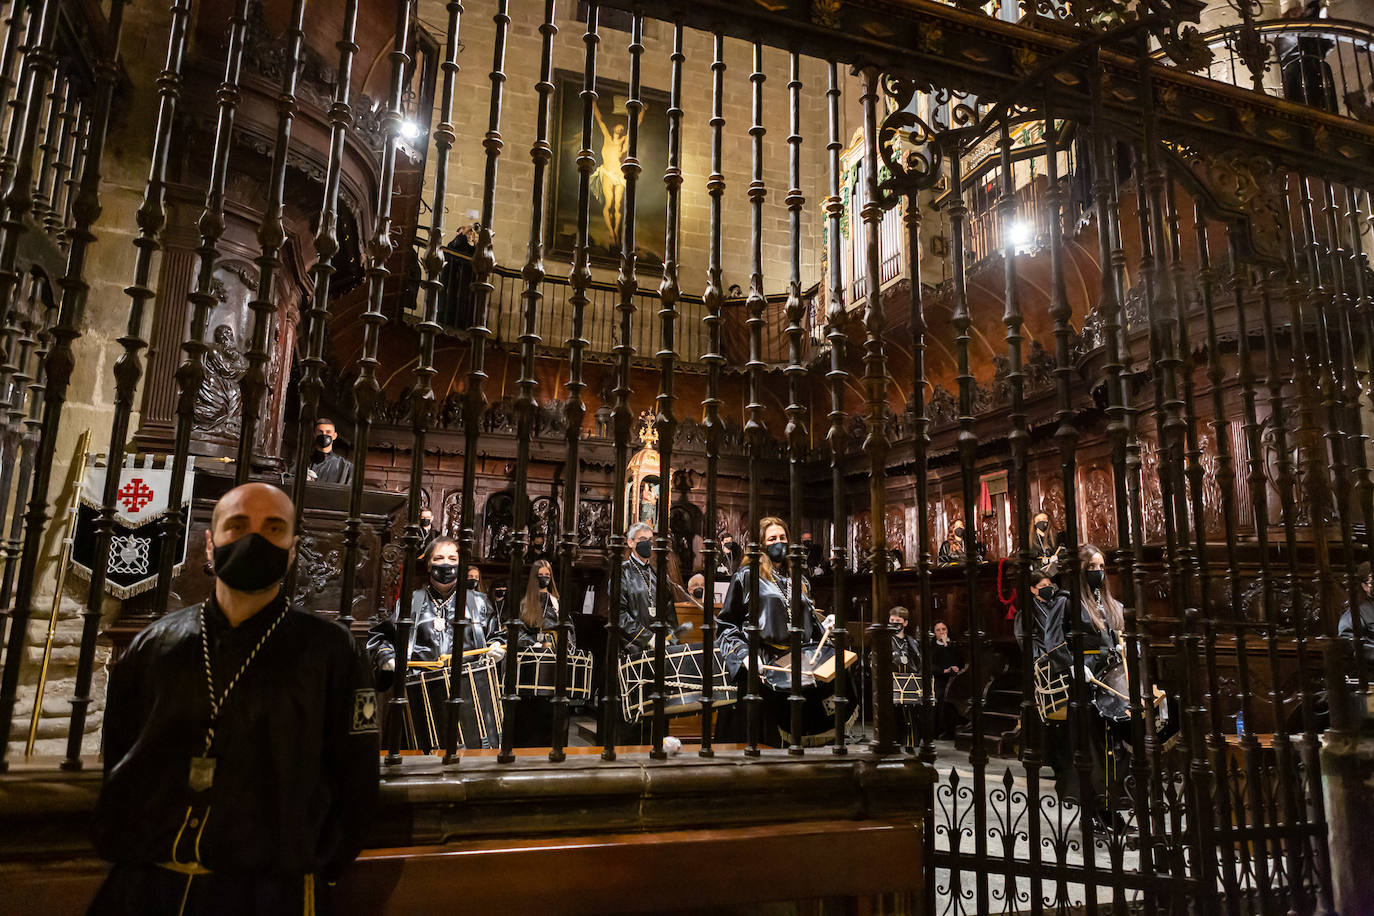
[516,645,594,700]
[618,642,737,722]
[402,654,503,752]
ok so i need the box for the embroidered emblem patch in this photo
[352,688,379,734]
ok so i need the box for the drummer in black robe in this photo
[887,606,921,751]
[619,521,679,653]
[615,522,687,743]
[366,538,507,749]
[508,559,578,746]
[715,516,835,747]
[1074,544,1129,831]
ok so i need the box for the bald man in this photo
[90,483,379,916]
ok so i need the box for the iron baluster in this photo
[32,68,64,230]
[288,0,360,542]
[599,10,641,761]
[1193,210,1248,914]
[497,0,557,762]
[48,89,77,241]
[65,0,189,771]
[551,0,596,765]
[340,0,410,636]
[944,133,992,913]
[0,0,122,773]
[695,31,725,758]
[0,1,36,200]
[450,0,507,765]
[1343,186,1374,696]
[403,0,462,764]
[783,50,806,756]
[649,20,683,760]
[742,40,764,758]
[822,60,849,761]
[234,0,307,481]
[858,68,895,759]
[156,0,253,620]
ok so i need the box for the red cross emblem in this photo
[117,478,155,513]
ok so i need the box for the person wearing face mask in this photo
[417,508,439,553]
[366,538,507,693]
[718,534,743,576]
[1030,512,1064,577]
[715,516,830,745]
[886,606,921,751]
[687,573,706,606]
[515,558,571,651]
[508,559,575,747]
[618,522,679,653]
[1074,544,1129,831]
[938,518,983,567]
[306,417,353,485]
[1016,568,1075,791]
[90,483,378,915]
[930,620,965,739]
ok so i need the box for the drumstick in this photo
[462,645,496,657]
[809,620,835,667]
[1087,673,1130,702]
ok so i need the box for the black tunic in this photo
[308,450,353,485]
[715,564,820,681]
[890,630,921,675]
[1339,596,1374,665]
[92,594,379,881]
[365,587,501,691]
[618,556,677,653]
[507,590,576,651]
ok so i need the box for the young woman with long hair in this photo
[715,516,838,746]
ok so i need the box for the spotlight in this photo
[1005,219,1033,250]
[400,119,422,141]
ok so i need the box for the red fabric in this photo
[997,557,1017,620]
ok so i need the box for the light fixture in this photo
[1005,219,1033,250]
[400,119,422,141]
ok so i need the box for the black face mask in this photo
[466,577,480,590]
[314,433,333,449]
[430,563,459,585]
[634,539,652,559]
[213,532,291,594]
[1033,586,1049,603]
[1085,568,1106,591]
[420,519,432,530]
[953,528,964,540]
[1035,521,1048,533]
[765,542,787,564]
[537,574,552,589]
[493,590,507,603]
[691,588,705,602]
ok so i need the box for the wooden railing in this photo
[432,250,815,368]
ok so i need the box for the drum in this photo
[754,643,859,747]
[756,642,856,691]
[1092,661,1131,722]
[893,672,923,706]
[516,646,593,700]
[402,655,503,752]
[1033,653,1070,723]
[618,642,738,723]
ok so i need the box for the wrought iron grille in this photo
[0,0,1371,913]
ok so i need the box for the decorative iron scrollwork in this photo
[873,74,943,210]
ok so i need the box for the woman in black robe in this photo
[715,516,835,746]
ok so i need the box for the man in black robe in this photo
[618,521,675,654]
[90,482,379,915]
[308,417,353,485]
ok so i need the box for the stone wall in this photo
[5,0,173,762]
[426,0,850,318]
